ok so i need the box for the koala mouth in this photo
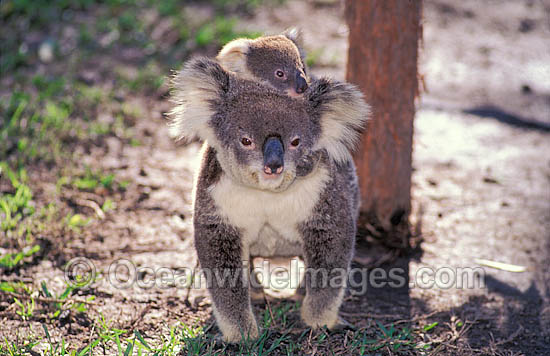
[257,170,294,192]
[261,170,284,181]
[286,88,304,98]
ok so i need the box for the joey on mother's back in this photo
[169,57,370,343]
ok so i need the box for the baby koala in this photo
[217,28,309,97]
[170,57,369,343]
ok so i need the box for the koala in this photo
[169,57,369,343]
[216,28,309,97]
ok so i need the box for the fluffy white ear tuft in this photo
[168,57,229,142]
[281,27,303,47]
[281,27,306,62]
[216,38,252,74]
[308,78,371,164]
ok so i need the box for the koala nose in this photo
[263,137,284,175]
[295,72,308,94]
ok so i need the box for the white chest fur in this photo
[208,167,329,257]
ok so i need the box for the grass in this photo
[305,47,340,69]
[0,163,34,232]
[195,17,262,48]
[117,61,165,94]
[64,166,128,192]
[1,0,270,75]
[0,289,458,355]
[1,89,80,165]
[0,244,40,269]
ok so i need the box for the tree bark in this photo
[346,0,422,244]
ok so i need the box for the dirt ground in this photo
[1,0,549,355]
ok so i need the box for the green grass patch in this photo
[0,280,30,294]
[0,302,449,355]
[305,48,324,68]
[65,213,92,232]
[213,0,277,12]
[0,78,137,165]
[0,337,40,356]
[41,281,95,319]
[0,244,40,269]
[0,90,77,164]
[195,17,261,48]
[13,296,36,321]
[0,162,35,231]
[117,61,165,94]
[57,166,129,193]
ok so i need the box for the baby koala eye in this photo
[275,70,285,79]
[240,137,254,148]
[290,137,300,148]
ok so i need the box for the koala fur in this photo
[216,28,309,96]
[169,57,369,343]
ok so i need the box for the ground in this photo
[1,0,549,355]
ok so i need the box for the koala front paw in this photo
[295,150,323,177]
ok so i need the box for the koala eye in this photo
[275,70,285,79]
[241,137,254,147]
[290,137,300,148]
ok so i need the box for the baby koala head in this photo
[217,28,308,97]
[170,57,369,192]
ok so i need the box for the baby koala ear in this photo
[307,78,371,164]
[169,57,230,142]
[216,38,252,74]
[281,27,307,62]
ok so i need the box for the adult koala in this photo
[169,57,369,343]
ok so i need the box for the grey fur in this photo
[169,57,370,342]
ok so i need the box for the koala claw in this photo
[331,317,357,331]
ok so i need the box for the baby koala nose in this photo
[263,137,284,175]
[295,72,308,94]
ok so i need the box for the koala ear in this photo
[281,27,307,62]
[216,38,252,74]
[307,78,371,164]
[169,57,230,142]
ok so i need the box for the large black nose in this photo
[263,137,284,175]
[295,72,308,94]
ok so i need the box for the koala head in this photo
[216,28,309,97]
[170,57,369,192]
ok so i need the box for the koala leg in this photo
[194,222,258,343]
[300,225,354,330]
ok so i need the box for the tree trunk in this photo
[346,0,422,245]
